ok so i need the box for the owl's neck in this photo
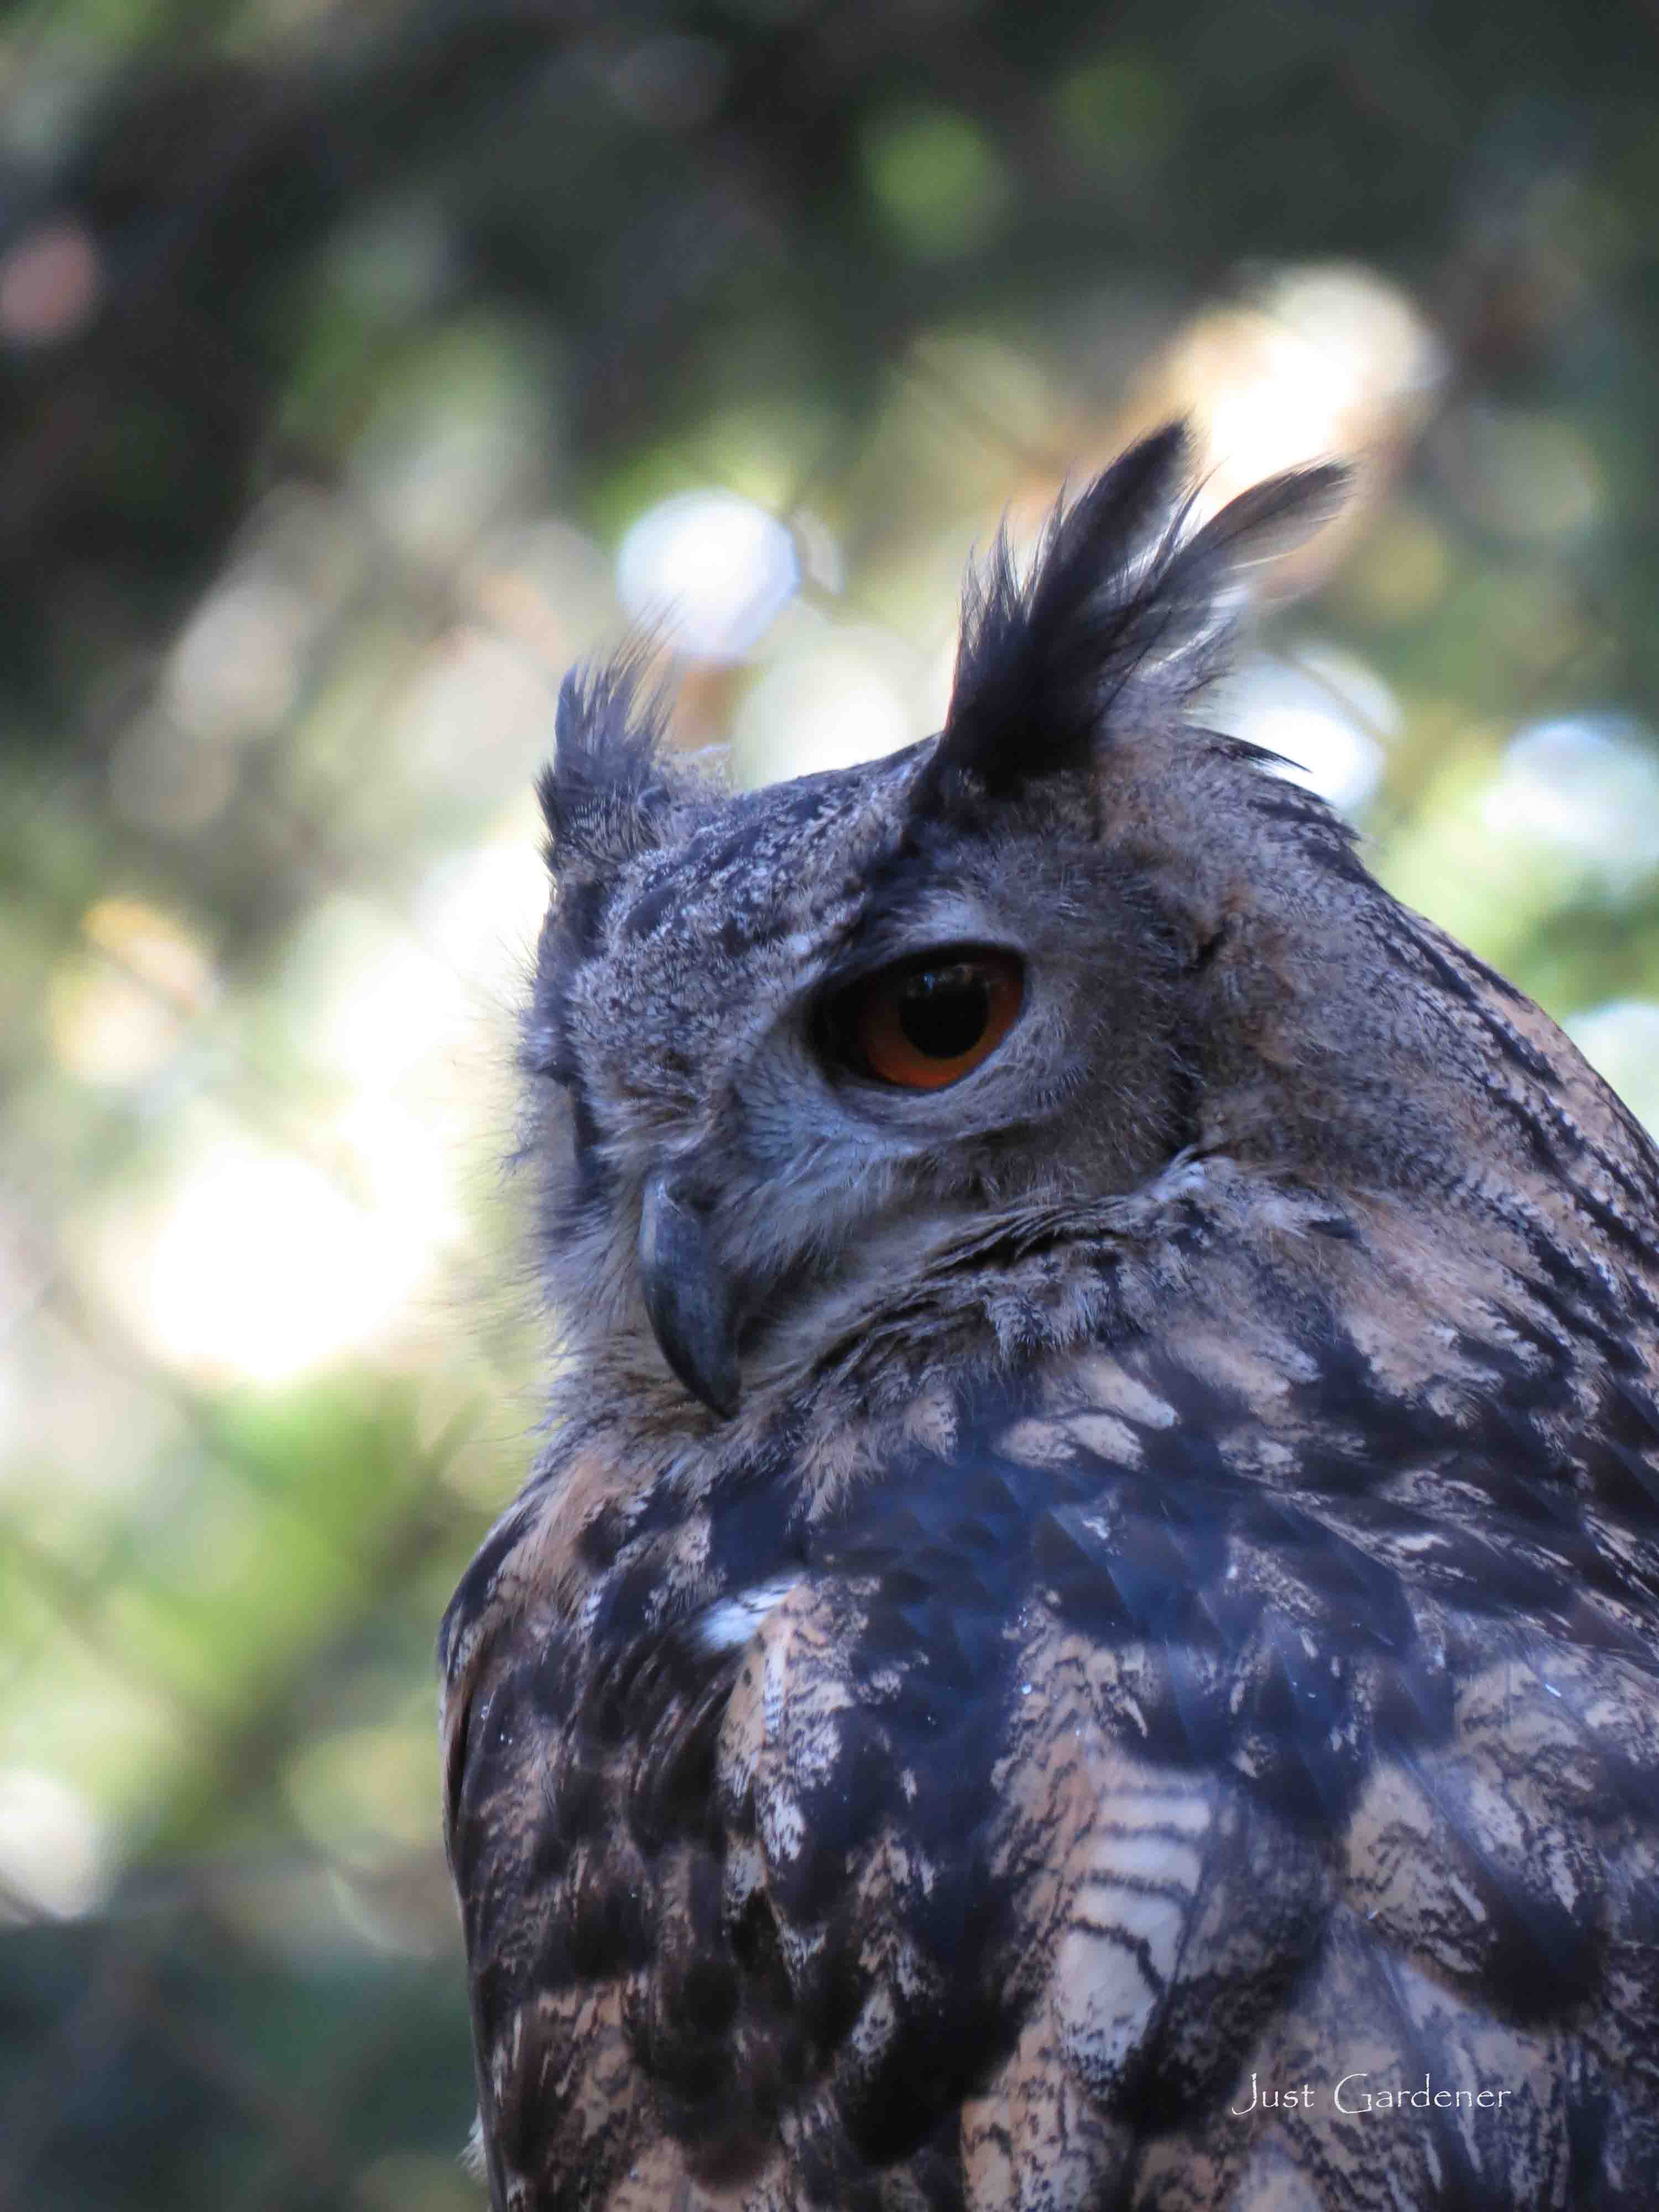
[544,1150,1426,1516]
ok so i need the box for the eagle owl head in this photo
[519,423,1607,1432]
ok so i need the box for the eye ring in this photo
[825,946,1025,1091]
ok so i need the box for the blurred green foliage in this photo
[2,0,1658,2205]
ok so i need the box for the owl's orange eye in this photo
[832,948,1024,1090]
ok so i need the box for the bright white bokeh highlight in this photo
[1155,263,1446,516]
[98,1112,449,1386]
[617,490,799,660]
[1210,643,1396,815]
[1566,999,1659,1135]
[1482,715,1659,888]
[0,1768,107,1920]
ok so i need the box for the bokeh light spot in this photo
[1481,715,1659,887]
[0,216,100,346]
[1211,645,1396,816]
[0,1768,106,1921]
[165,567,312,744]
[1441,405,1604,545]
[861,108,1012,259]
[100,1123,441,1386]
[617,490,799,661]
[1567,1000,1659,1135]
[49,899,215,1087]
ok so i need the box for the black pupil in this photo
[898,966,990,1060]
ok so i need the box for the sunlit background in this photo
[3,3,1659,2205]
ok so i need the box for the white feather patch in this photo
[693,1577,801,1653]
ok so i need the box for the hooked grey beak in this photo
[638,1173,741,1417]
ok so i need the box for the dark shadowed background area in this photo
[3,3,1658,2205]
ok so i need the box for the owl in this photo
[440,425,1659,2211]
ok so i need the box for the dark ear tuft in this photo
[914,424,1348,812]
[538,650,675,880]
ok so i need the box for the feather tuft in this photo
[915,423,1347,812]
[538,647,675,879]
